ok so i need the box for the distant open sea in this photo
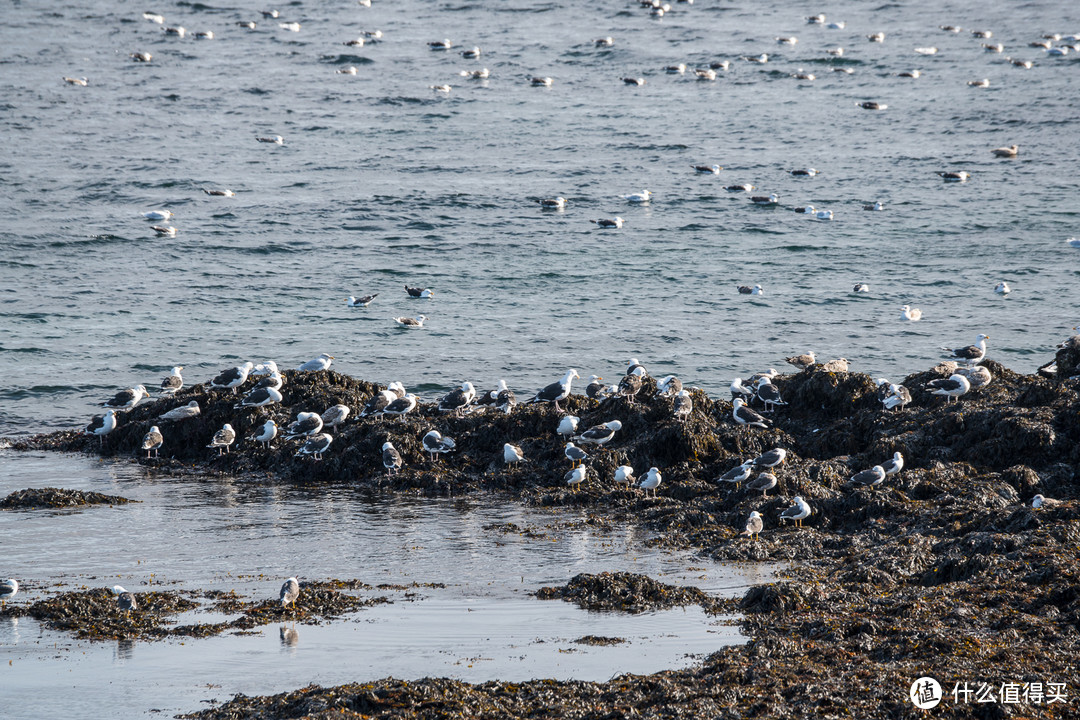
[2,0,1079,434]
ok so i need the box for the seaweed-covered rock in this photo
[1,487,133,509]
[537,572,726,614]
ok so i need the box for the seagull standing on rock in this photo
[943,334,989,366]
[779,496,811,527]
[732,398,770,428]
[529,369,580,412]
[575,420,622,447]
[639,467,662,497]
[747,472,778,497]
[382,441,403,476]
[926,374,971,403]
[504,443,525,465]
[743,511,763,540]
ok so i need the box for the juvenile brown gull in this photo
[320,405,350,432]
[743,511,763,540]
[141,426,163,458]
[159,400,200,421]
[747,472,777,497]
[280,577,299,608]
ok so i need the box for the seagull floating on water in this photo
[853,283,869,293]
[623,189,652,203]
[991,144,1019,158]
[347,294,378,307]
[737,284,764,295]
[393,315,426,328]
[900,305,922,322]
[692,164,722,174]
[257,135,284,145]
[591,217,623,228]
[995,281,1010,295]
[751,193,779,205]
[405,285,435,298]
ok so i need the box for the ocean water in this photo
[0,450,770,719]
[1,0,1079,433]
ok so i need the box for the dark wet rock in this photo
[1,487,134,510]
[16,359,1080,718]
[537,571,729,614]
[573,635,626,646]
[6,588,196,641]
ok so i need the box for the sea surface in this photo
[1,0,1079,432]
[1,0,1079,716]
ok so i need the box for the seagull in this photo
[159,400,200,421]
[867,32,885,42]
[251,360,279,376]
[621,77,646,86]
[590,217,624,228]
[693,68,717,80]
[285,412,323,438]
[747,472,778,497]
[732,398,770,428]
[112,585,137,616]
[278,21,301,31]
[565,466,587,491]
[779,496,811,527]
[883,384,911,412]
[422,430,456,461]
[236,385,283,409]
[461,46,481,58]
[614,465,635,486]
[430,85,452,93]
[585,375,608,399]
[968,79,991,87]
[204,189,236,197]
[853,283,870,293]
[815,209,834,221]
[639,467,662,498]
[564,442,588,467]
[131,52,153,62]
[496,383,517,414]
[438,382,476,414]
[428,38,452,50]
[995,282,1010,295]
[393,315,426,328]
[753,448,787,471]
[143,210,173,221]
[617,367,646,404]
[503,443,525,465]
[665,64,687,74]
[790,168,819,176]
[382,441,403,475]
[737,285,764,295]
[295,433,333,460]
[938,171,970,181]
[347,294,378,307]
[652,375,678,397]
[857,101,887,110]
[776,36,798,45]
[692,164,723,174]
[63,76,89,86]
[250,419,278,448]
[208,424,236,455]
[623,190,652,203]
[575,420,623,446]
[320,405,350,433]
[381,393,418,421]
[104,385,149,411]
[717,461,754,486]
[926,374,972,403]
[849,465,886,488]
[256,135,285,144]
[743,511,763,540]
[725,184,756,193]
[751,193,779,205]
[280,577,300,608]
[141,426,163,458]
[595,36,614,47]
[785,351,816,369]
[881,451,904,476]
[195,30,214,39]
[626,358,648,375]
[1008,58,1033,68]
[827,21,846,29]
[211,361,254,394]
[528,368,580,412]
[806,14,825,24]
[460,68,490,79]
[530,76,554,87]
[755,377,786,412]
[537,197,567,210]
[900,305,923,322]
[164,26,186,37]
[672,390,693,420]
[862,202,884,211]
[298,353,334,372]
[991,144,1019,158]
[143,11,165,22]
[898,70,921,78]
[1032,494,1059,510]
[825,47,844,56]
[557,415,580,437]
[943,334,989,366]
[730,377,756,400]
[83,410,118,445]
[151,225,177,237]
[0,579,18,609]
